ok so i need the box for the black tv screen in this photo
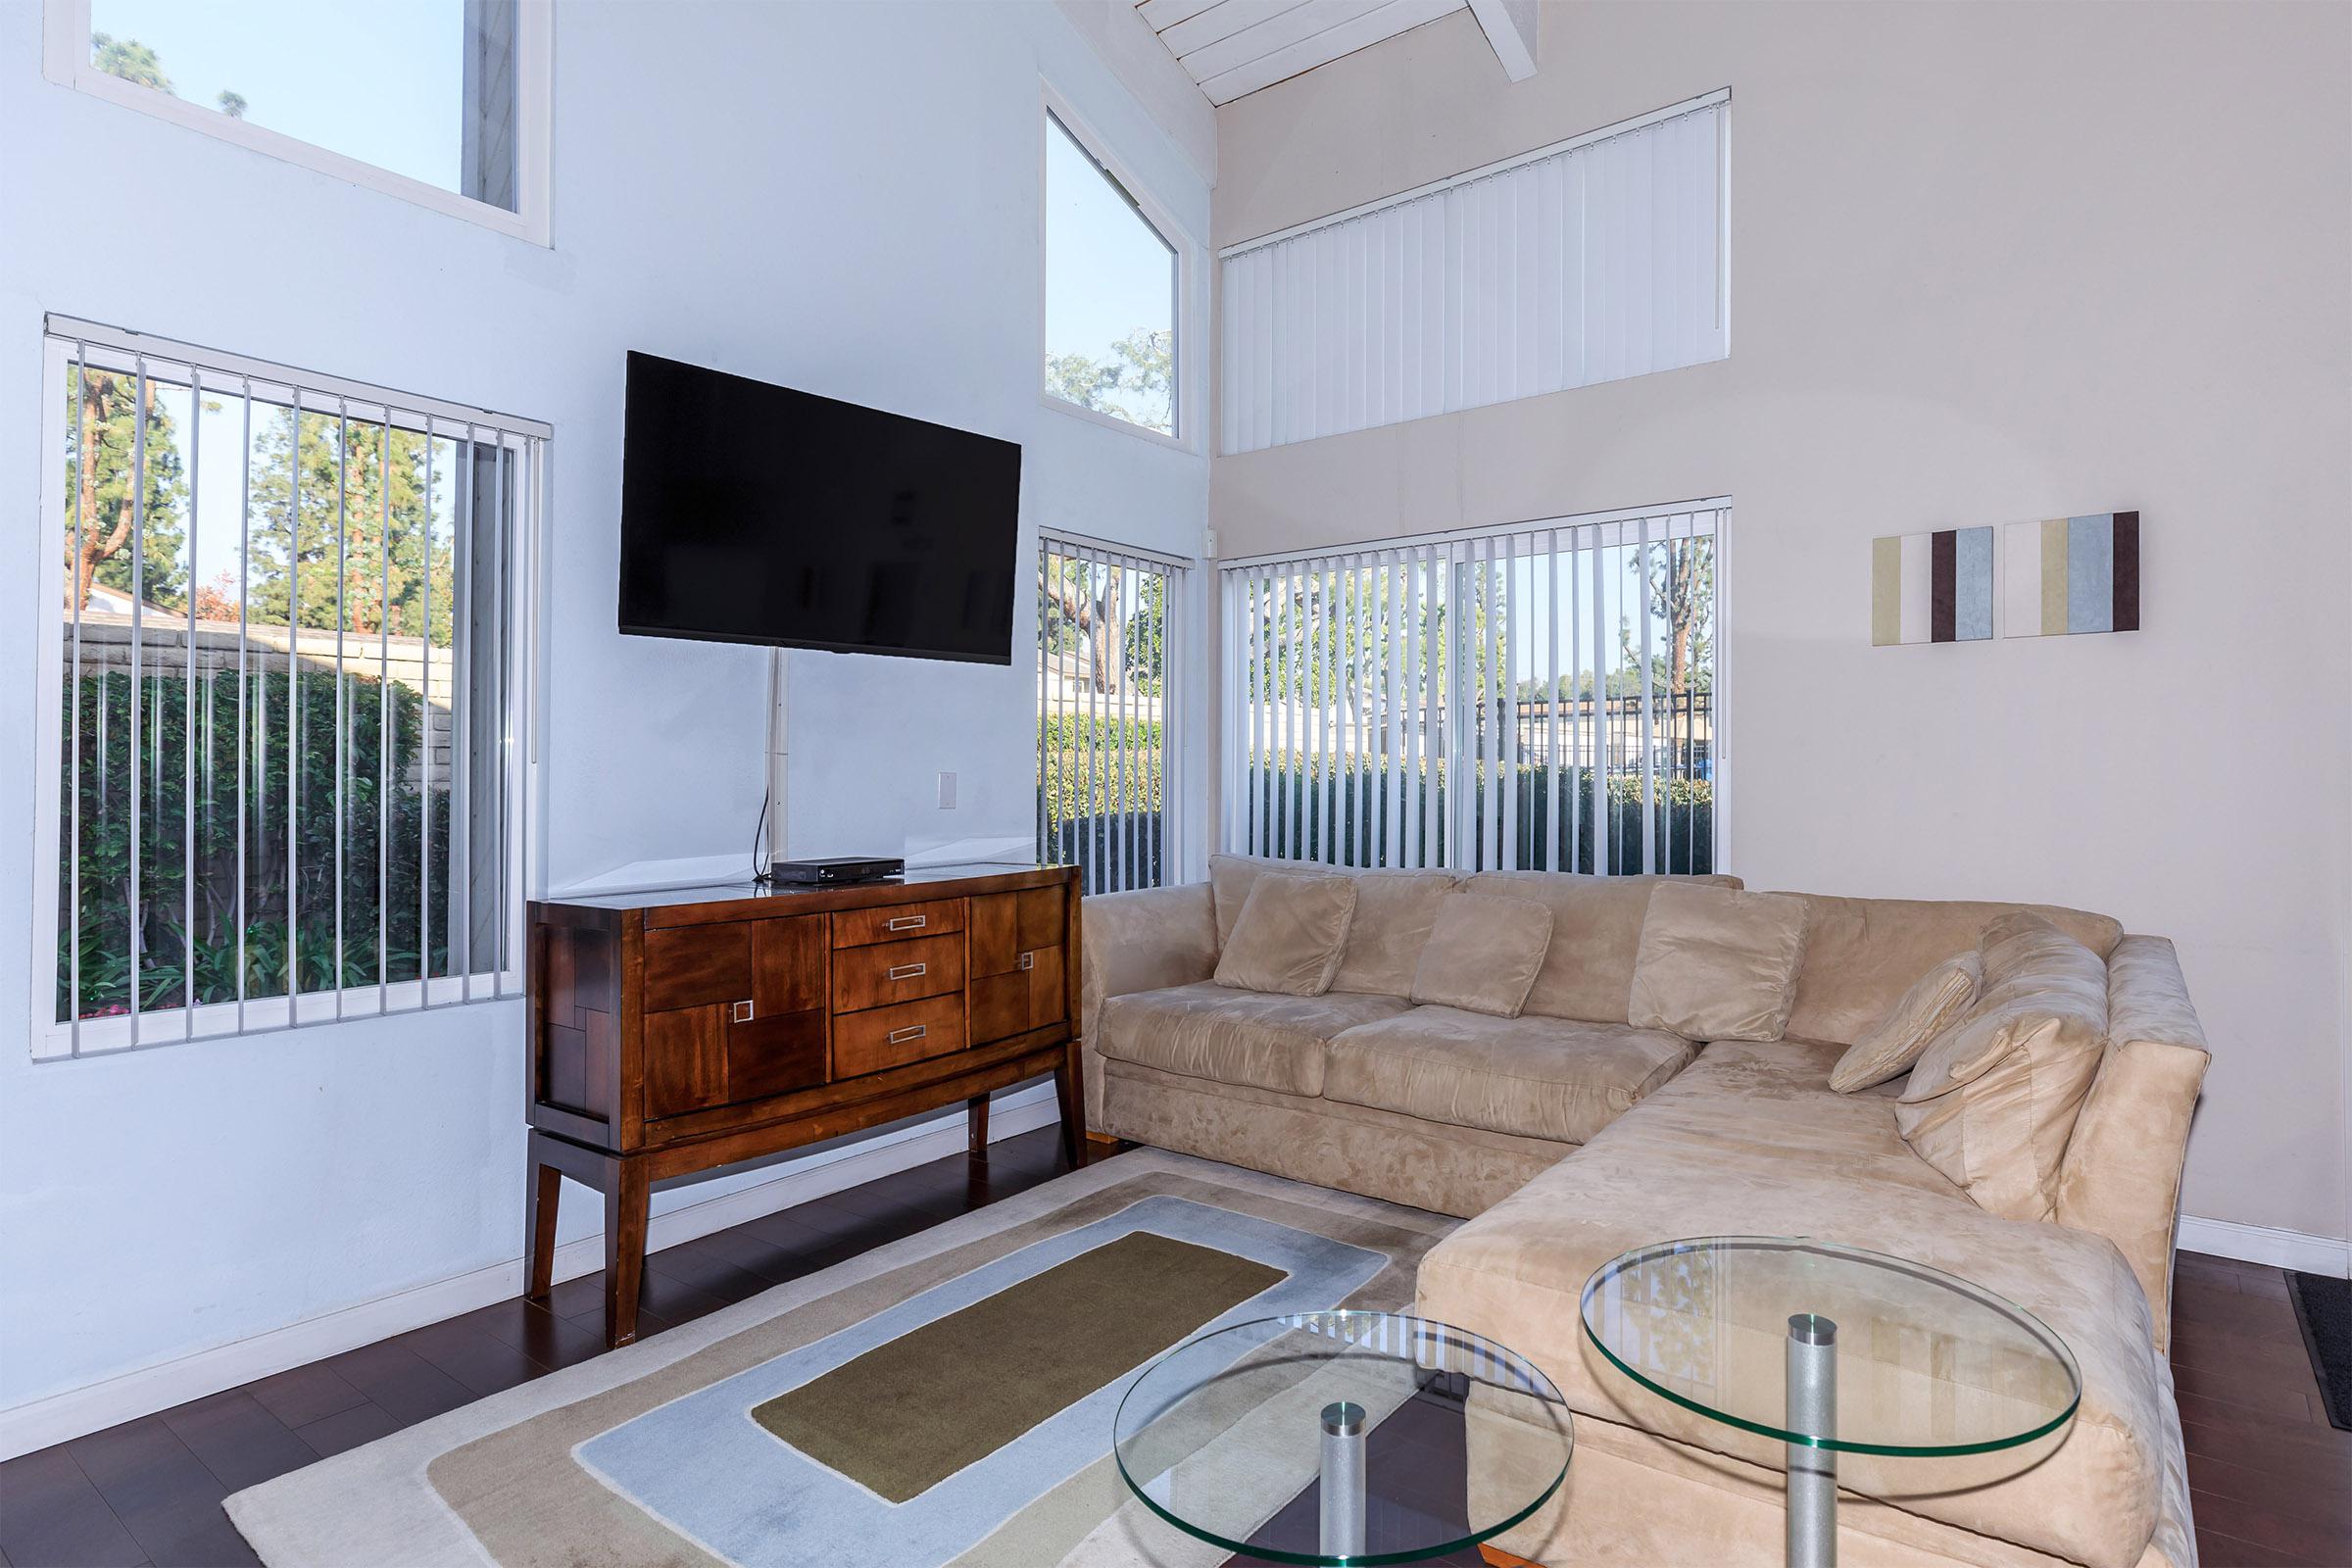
[617,352,1022,663]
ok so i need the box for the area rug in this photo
[223,1150,1453,1567]
[2288,1269,2352,1431]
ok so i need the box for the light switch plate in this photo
[937,770,956,808]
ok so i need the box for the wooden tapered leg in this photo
[1477,1546,1543,1568]
[966,1092,990,1155]
[1053,1041,1085,1168]
[603,1158,650,1348]
[523,1144,562,1301]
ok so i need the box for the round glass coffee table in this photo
[1114,1310,1574,1565]
[1581,1237,2081,1568]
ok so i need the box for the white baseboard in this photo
[2178,1213,2351,1278]
[0,1087,1061,1462]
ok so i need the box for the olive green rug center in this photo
[752,1230,1282,1502]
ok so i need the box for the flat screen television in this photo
[617,351,1022,664]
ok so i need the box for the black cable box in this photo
[762,856,906,887]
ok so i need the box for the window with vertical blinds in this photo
[1037,534,1186,894]
[33,321,542,1058]
[1220,503,1725,876]
[1218,91,1728,456]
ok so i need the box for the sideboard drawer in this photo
[832,993,966,1078]
[832,899,966,949]
[832,933,964,1013]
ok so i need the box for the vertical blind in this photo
[1220,503,1725,876]
[1037,533,1186,895]
[36,320,542,1057]
[1218,91,1728,455]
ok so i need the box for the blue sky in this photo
[1045,115,1174,417]
[90,0,465,193]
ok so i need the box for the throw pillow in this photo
[1408,894,1554,1017]
[1626,883,1809,1041]
[1212,873,1358,997]
[1894,911,2109,1222]
[1332,870,1465,996]
[1829,951,1984,1093]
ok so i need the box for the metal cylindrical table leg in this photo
[1320,1400,1366,1558]
[1786,1313,1838,1568]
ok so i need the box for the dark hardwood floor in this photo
[2170,1251,2352,1567]
[0,1131,2341,1568]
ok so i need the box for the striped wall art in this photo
[1872,526,1993,646]
[1873,512,2140,645]
[2003,512,2140,637]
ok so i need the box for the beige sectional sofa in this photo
[1079,856,2210,1568]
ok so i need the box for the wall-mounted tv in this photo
[617,351,1022,664]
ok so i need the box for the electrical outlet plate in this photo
[938,770,956,808]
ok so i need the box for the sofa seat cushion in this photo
[1096,981,1410,1096]
[1416,1039,2171,1568]
[1325,1007,1694,1145]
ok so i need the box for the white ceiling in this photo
[1132,0,1478,106]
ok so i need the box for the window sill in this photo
[31,975,524,1062]
[1039,392,1194,454]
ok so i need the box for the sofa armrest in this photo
[2057,935,2211,1354]
[1077,881,1219,1128]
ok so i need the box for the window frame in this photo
[28,318,551,1060]
[1037,81,1200,452]
[39,0,555,246]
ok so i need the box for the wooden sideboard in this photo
[522,862,1082,1347]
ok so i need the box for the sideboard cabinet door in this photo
[734,915,828,1100]
[969,890,1068,1043]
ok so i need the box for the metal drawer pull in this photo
[887,962,927,981]
[731,1001,755,1023]
[885,914,928,932]
[1017,952,1035,971]
[888,1023,929,1045]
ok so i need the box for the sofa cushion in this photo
[1463,871,1741,1024]
[1780,892,2124,1048]
[1214,873,1356,997]
[1896,912,2110,1222]
[1208,856,1463,996]
[1334,870,1464,996]
[1410,894,1552,1017]
[1096,981,1410,1096]
[1627,884,1809,1041]
[1829,949,1982,1092]
[1415,1037,2171,1568]
[1325,1007,1692,1144]
[1209,852,1288,946]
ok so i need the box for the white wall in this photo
[0,0,1211,1424]
[1208,2,2352,1254]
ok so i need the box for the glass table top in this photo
[1580,1237,2081,1457]
[1112,1310,1574,1566]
